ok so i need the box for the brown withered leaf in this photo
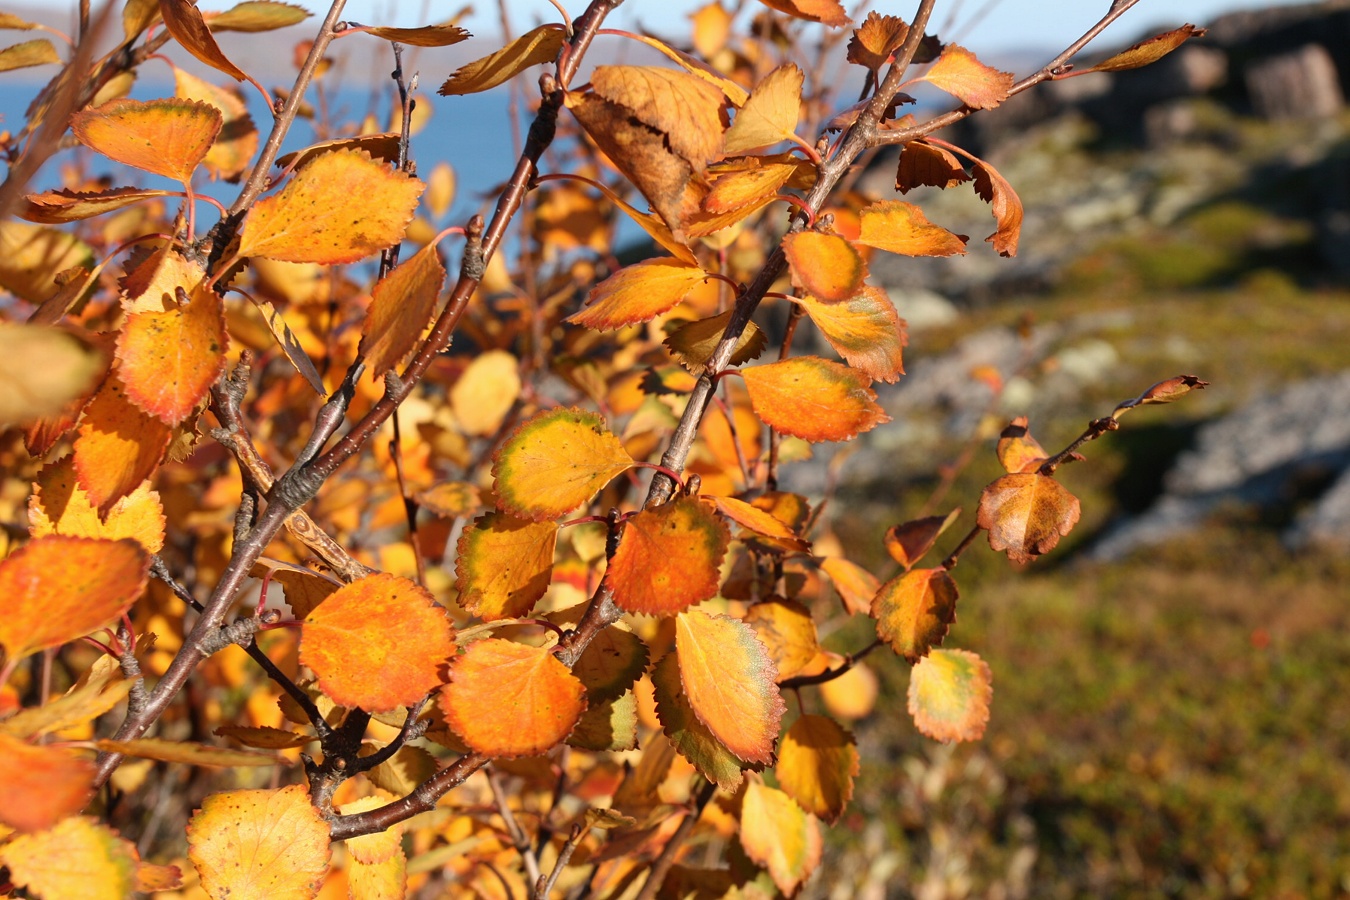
[846,12,908,75]
[158,0,248,81]
[883,508,960,570]
[439,24,565,96]
[896,140,970,193]
[590,66,727,171]
[358,22,471,47]
[996,416,1047,474]
[971,155,1023,257]
[977,473,1080,564]
[1080,24,1206,74]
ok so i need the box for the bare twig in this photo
[633,779,717,900]
[488,766,544,887]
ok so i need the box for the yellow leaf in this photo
[743,598,821,681]
[450,350,521,436]
[30,458,165,554]
[454,512,557,620]
[567,259,709,331]
[71,97,223,182]
[590,65,727,170]
[739,782,823,894]
[206,1,311,32]
[0,39,60,73]
[439,24,566,95]
[491,407,635,521]
[1082,24,1207,74]
[359,241,446,377]
[339,796,403,865]
[361,21,470,47]
[0,658,133,740]
[722,63,803,155]
[663,310,767,372]
[95,737,283,767]
[0,817,137,900]
[776,714,858,823]
[741,356,889,443]
[858,199,969,257]
[274,132,401,170]
[796,286,907,383]
[175,67,258,181]
[908,648,993,742]
[0,220,94,303]
[0,324,104,427]
[187,784,331,899]
[818,556,879,615]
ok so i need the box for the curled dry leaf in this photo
[782,231,868,302]
[652,653,746,790]
[741,356,890,443]
[977,472,1081,564]
[159,0,248,80]
[607,497,730,615]
[883,508,961,570]
[908,648,993,742]
[996,416,1048,473]
[872,567,958,662]
[439,24,566,95]
[95,737,282,767]
[704,156,808,214]
[19,187,175,224]
[567,258,709,331]
[491,407,635,521]
[274,133,401,170]
[858,200,968,258]
[776,714,859,823]
[358,21,471,47]
[590,65,727,170]
[722,63,804,155]
[919,44,1014,109]
[972,155,1023,257]
[739,782,823,895]
[795,286,907,384]
[895,140,971,193]
[1112,374,1210,418]
[846,11,909,76]
[454,512,558,620]
[1080,24,1207,74]
[663,310,768,372]
[186,785,331,899]
[359,241,447,378]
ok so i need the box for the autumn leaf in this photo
[249,560,340,619]
[205,1,311,32]
[19,186,174,223]
[858,200,968,257]
[359,241,446,377]
[704,495,807,549]
[895,140,971,193]
[741,356,889,443]
[1079,24,1207,74]
[977,473,1081,563]
[339,795,403,864]
[819,556,879,616]
[30,459,166,554]
[274,133,401,170]
[908,648,992,742]
[675,609,785,764]
[119,244,205,314]
[237,149,424,264]
[416,481,482,518]
[567,259,709,331]
[1,817,137,899]
[795,287,907,383]
[883,508,961,570]
[754,0,849,28]
[783,231,868,302]
[664,311,767,372]
[872,567,958,662]
[72,97,223,183]
[0,39,60,73]
[491,407,634,521]
[704,156,805,214]
[972,155,1023,257]
[996,416,1048,473]
[362,744,437,796]
[0,733,95,832]
[739,782,823,894]
[300,572,455,712]
[440,638,586,757]
[440,24,566,95]
[743,598,821,680]
[846,12,909,76]
[569,625,650,705]
[0,220,94,303]
[186,785,331,899]
[651,653,746,790]
[919,44,1014,109]
[72,375,173,512]
[590,66,727,169]
[451,350,521,436]
[776,715,858,823]
[0,535,148,663]
[359,21,471,47]
[95,738,282,767]
[174,67,257,181]
[116,287,227,424]
[723,64,804,155]
[242,293,327,395]
[454,513,557,620]
[608,498,729,615]
[569,691,640,752]
[159,0,248,80]
[1110,374,1210,419]
[0,323,104,426]
[215,725,316,749]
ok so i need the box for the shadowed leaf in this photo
[0,220,94,303]
[895,140,970,193]
[972,155,1023,257]
[819,556,879,615]
[996,416,1048,473]
[591,65,727,170]
[174,67,257,181]
[19,187,174,223]
[274,133,401,169]
[159,0,248,80]
[0,324,104,426]
[242,293,326,395]
[359,241,446,377]
[439,24,565,95]
[455,512,557,620]
[30,458,165,554]
[570,625,649,705]
[846,12,908,76]
[664,311,766,372]
[72,375,173,512]
[360,21,470,47]
[754,0,848,27]
[872,567,958,661]
[883,509,960,570]
[776,715,858,823]
[739,782,823,894]
[744,598,821,681]
[908,648,992,742]
[1,818,136,898]
[652,653,746,789]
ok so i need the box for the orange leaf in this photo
[0,535,148,663]
[119,244,206,314]
[871,567,958,662]
[818,556,879,616]
[739,782,823,895]
[72,374,173,512]
[722,64,803,155]
[651,653,746,790]
[590,66,727,170]
[920,44,1013,109]
[439,24,566,95]
[19,186,174,223]
[566,259,709,331]
[450,350,521,436]
[858,200,968,257]
[1081,24,1206,73]
[704,495,806,550]
[454,512,557,620]
[996,416,1048,473]
[754,0,849,27]
[782,231,867,302]
[846,12,909,75]
[300,573,454,712]
[908,648,992,742]
[0,733,95,832]
[440,639,586,758]
[743,598,821,681]
[237,149,424,264]
[977,473,1081,564]
[136,861,185,892]
[776,715,858,823]
[675,609,785,764]
[71,96,222,182]
[608,498,729,616]
[663,311,767,372]
[601,29,749,106]
[174,66,258,181]
[895,140,970,193]
[30,458,166,554]
[795,286,907,384]
[159,0,248,80]
[186,784,331,899]
[360,22,470,47]
[883,508,960,570]
[491,407,635,521]
[741,356,889,443]
[0,817,137,899]
[704,157,802,214]
[972,155,1023,257]
[359,241,446,377]
[691,1,732,58]
[95,737,282,767]
[116,287,227,424]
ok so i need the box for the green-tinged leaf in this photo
[568,690,639,752]
[651,653,746,790]
[491,407,634,521]
[908,648,992,742]
[454,512,557,620]
[570,625,649,705]
[872,567,958,662]
[0,39,59,73]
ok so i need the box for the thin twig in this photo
[633,779,717,900]
[488,766,544,887]
[781,639,883,688]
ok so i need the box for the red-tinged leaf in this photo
[739,782,823,895]
[795,286,908,384]
[895,140,970,193]
[159,0,248,80]
[186,784,331,899]
[782,231,867,302]
[116,287,227,425]
[0,817,137,899]
[71,96,222,182]
[491,407,635,521]
[249,560,340,619]
[72,375,173,512]
[1111,374,1209,419]
[722,64,803,155]
[0,733,95,832]
[0,38,59,73]
[608,498,729,616]
[872,567,958,662]
[743,598,821,681]
[568,691,640,752]
[883,509,961,570]
[440,638,586,758]
[359,241,446,377]
[439,24,566,95]
[704,495,807,550]
[776,715,858,823]
[30,459,166,555]
[1082,24,1207,73]
[274,133,401,170]
[591,66,728,170]
[205,1,311,32]
[454,512,557,620]
[300,573,455,713]
[19,187,174,223]
[237,149,424,264]
[675,609,785,764]
[0,535,148,663]
[360,21,471,47]
[977,473,1081,564]
[741,356,889,443]
[663,310,767,372]
[569,625,649,705]
[858,200,968,257]
[755,0,849,27]
[997,416,1048,474]
[0,323,104,427]
[920,44,1014,109]
[818,556,879,616]
[95,737,282,767]
[908,648,992,742]
[651,653,746,790]
[214,725,316,749]
[972,156,1023,257]
[567,259,709,331]
[174,67,257,181]
[846,12,909,75]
